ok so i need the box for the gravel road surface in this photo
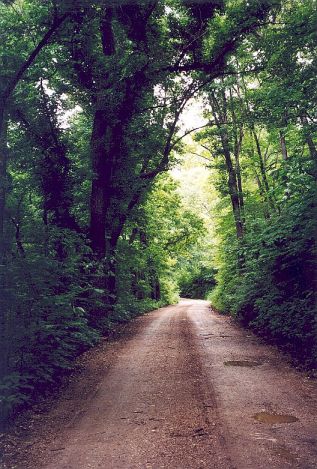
[3,300,317,468]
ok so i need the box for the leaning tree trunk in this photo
[220,129,245,241]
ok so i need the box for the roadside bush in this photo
[0,232,100,426]
[211,193,317,368]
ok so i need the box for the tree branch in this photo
[3,13,69,103]
[169,122,214,152]
[189,151,212,162]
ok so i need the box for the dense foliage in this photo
[0,0,316,426]
[199,0,317,367]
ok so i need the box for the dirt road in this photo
[4,300,317,468]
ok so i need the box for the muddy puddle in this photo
[224,360,262,367]
[253,412,299,424]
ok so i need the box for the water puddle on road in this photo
[200,334,233,339]
[224,360,262,367]
[253,412,299,424]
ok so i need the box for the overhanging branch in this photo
[3,13,70,103]
[169,122,214,152]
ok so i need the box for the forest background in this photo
[0,0,316,426]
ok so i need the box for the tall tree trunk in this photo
[90,74,147,253]
[229,87,245,224]
[0,108,7,265]
[89,109,111,258]
[0,114,10,427]
[12,106,79,233]
[253,130,270,193]
[89,7,117,259]
[221,130,245,240]
[253,164,271,219]
[41,146,79,231]
[38,83,79,232]
[89,105,126,306]
[103,238,117,305]
[252,129,276,212]
[300,115,317,179]
[279,131,288,161]
[234,130,245,225]
[210,91,245,241]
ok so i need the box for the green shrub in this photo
[211,192,317,368]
